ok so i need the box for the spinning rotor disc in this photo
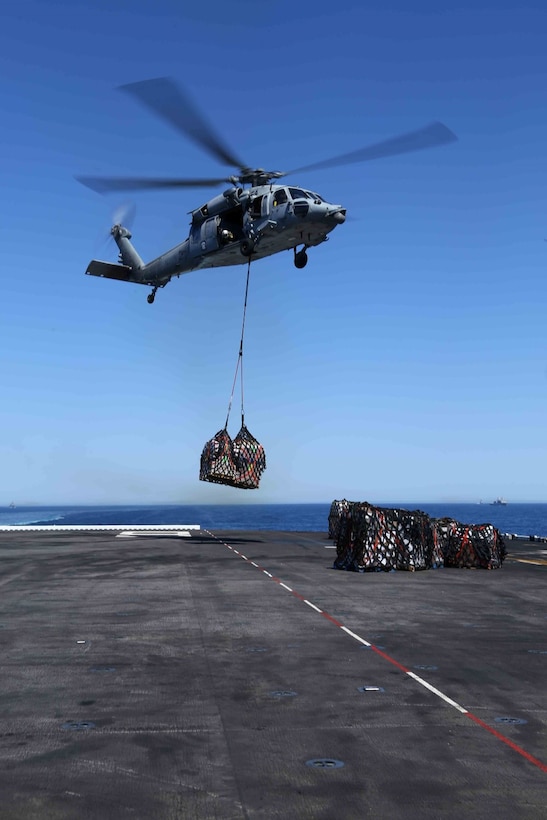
[76,77,457,194]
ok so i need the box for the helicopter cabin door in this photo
[190,216,220,256]
[270,187,289,220]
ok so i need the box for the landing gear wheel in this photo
[147,288,156,304]
[294,250,308,269]
[240,238,255,257]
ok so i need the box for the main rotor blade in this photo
[76,175,230,194]
[285,121,457,176]
[119,77,246,170]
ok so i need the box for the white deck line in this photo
[116,531,192,538]
[0,524,201,532]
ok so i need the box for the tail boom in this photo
[85,223,150,285]
[84,225,192,294]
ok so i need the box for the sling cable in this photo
[199,259,266,488]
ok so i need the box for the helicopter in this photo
[77,78,457,304]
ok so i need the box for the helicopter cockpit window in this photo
[288,188,310,200]
[307,191,325,202]
[272,189,288,207]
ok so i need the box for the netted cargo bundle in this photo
[436,519,507,569]
[199,428,238,486]
[433,518,458,565]
[328,499,350,539]
[430,525,446,569]
[199,426,266,489]
[231,424,266,489]
[333,502,436,572]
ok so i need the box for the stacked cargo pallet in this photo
[329,500,506,572]
[434,518,506,569]
[328,499,350,539]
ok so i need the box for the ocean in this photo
[1,502,547,536]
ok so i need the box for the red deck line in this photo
[206,531,547,774]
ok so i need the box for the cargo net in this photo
[329,500,506,572]
[200,425,266,489]
[328,499,350,539]
[434,518,507,569]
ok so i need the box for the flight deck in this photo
[0,527,545,819]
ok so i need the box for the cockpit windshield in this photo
[306,191,325,202]
[288,187,310,200]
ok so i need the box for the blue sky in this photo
[1,0,546,504]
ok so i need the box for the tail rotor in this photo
[94,201,137,256]
[111,201,137,232]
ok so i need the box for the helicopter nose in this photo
[332,209,346,224]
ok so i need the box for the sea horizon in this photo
[1,501,547,536]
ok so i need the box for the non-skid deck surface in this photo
[0,529,545,819]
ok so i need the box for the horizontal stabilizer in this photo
[86,260,138,282]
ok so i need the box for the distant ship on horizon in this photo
[491,497,508,506]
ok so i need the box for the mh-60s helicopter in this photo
[77,78,457,304]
